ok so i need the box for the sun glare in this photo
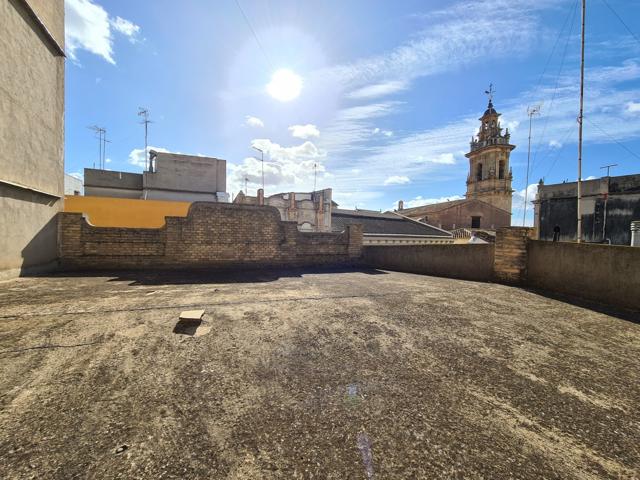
[266,69,302,101]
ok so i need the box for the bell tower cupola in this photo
[465,85,515,214]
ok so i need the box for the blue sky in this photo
[64,0,640,224]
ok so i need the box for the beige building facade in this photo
[0,0,65,278]
[234,188,333,232]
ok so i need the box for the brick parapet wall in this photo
[58,202,362,270]
[493,227,535,284]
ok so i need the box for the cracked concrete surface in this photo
[0,268,639,479]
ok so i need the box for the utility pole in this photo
[138,108,152,171]
[523,105,541,226]
[577,0,586,243]
[252,145,264,192]
[600,163,617,177]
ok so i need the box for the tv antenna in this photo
[138,108,153,171]
[87,125,107,169]
[600,164,618,177]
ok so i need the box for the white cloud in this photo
[347,81,408,100]
[110,16,140,42]
[65,0,141,64]
[627,102,640,114]
[128,146,170,169]
[585,175,597,180]
[384,175,410,186]
[512,183,539,212]
[402,195,465,209]
[228,139,326,194]
[548,139,563,149]
[65,0,114,63]
[289,124,320,139]
[372,127,394,137]
[105,158,112,163]
[507,120,520,132]
[245,116,265,128]
[324,0,551,92]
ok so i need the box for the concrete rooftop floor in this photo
[0,268,639,479]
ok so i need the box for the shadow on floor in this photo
[524,287,640,325]
[47,265,388,286]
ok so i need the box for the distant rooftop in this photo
[332,209,451,236]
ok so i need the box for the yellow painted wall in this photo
[63,196,191,228]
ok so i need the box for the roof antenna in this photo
[138,108,153,172]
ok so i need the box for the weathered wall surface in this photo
[0,0,64,278]
[0,184,60,279]
[144,153,226,199]
[1,0,64,196]
[527,241,640,311]
[59,203,362,270]
[64,195,191,228]
[362,244,495,282]
[536,175,640,245]
[24,0,65,48]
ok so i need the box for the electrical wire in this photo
[530,0,580,177]
[528,0,580,104]
[585,117,640,162]
[600,0,640,48]
[234,0,274,70]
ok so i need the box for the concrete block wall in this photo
[527,241,640,311]
[59,202,362,270]
[362,244,495,282]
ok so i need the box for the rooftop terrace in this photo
[1,268,639,478]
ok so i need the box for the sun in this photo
[266,69,302,101]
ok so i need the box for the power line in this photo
[234,0,274,70]
[600,0,640,48]
[530,0,580,177]
[528,0,580,103]
[585,116,640,162]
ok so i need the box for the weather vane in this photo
[484,83,495,103]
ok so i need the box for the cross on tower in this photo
[484,83,495,103]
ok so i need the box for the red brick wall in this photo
[59,202,362,270]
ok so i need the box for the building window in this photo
[471,216,481,228]
[498,160,505,179]
[476,163,483,181]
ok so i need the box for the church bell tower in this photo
[465,86,515,213]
